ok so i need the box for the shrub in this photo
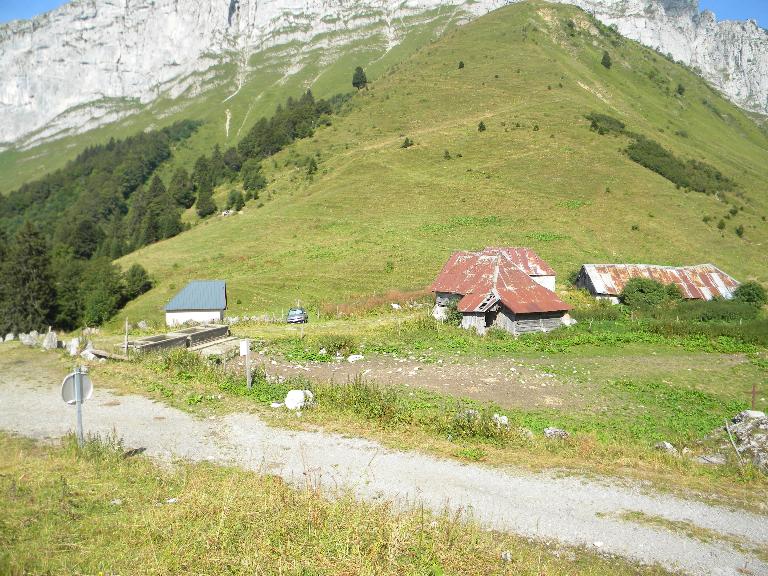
[601,51,612,69]
[733,282,767,308]
[586,112,625,135]
[444,150,451,160]
[445,299,463,326]
[621,278,680,309]
[626,136,735,194]
[669,300,759,323]
[735,224,744,237]
[676,83,685,96]
[717,219,726,230]
[458,61,464,69]
[478,121,486,132]
[400,137,413,148]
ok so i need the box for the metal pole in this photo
[246,339,252,390]
[75,366,84,447]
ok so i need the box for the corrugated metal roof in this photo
[481,247,556,276]
[580,264,739,300]
[432,248,570,314]
[165,280,227,311]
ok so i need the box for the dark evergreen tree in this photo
[241,159,267,193]
[458,61,464,69]
[81,258,124,326]
[478,121,487,132]
[51,247,86,330]
[223,147,243,175]
[123,264,153,301]
[307,157,318,176]
[0,222,57,333]
[352,66,368,90]
[196,184,217,218]
[169,167,196,208]
[601,51,612,69]
[226,190,245,211]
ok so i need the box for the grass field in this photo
[107,1,768,325]
[0,432,674,575]
[69,314,768,514]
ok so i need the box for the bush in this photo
[586,112,625,135]
[668,300,759,322]
[626,136,735,194]
[735,224,744,237]
[478,121,486,132]
[400,137,413,148]
[601,51,612,69]
[458,61,464,69]
[733,282,767,308]
[620,278,681,309]
[445,299,463,326]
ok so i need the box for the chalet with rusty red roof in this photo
[430,247,572,335]
[575,263,740,303]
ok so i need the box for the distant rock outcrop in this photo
[0,0,765,151]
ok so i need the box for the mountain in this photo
[111,1,767,322]
[1,0,766,161]
[570,0,768,116]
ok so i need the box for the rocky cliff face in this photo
[1,0,766,150]
[569,0,768,116]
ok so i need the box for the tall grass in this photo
[0,433,673,575]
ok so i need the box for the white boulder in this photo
[347,354,364,363]
[4,333,14,342]
[42,330,58,350]
[284,389,315,410]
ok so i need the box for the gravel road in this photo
[1,364,766,576]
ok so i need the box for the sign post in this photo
[61,366,93,447]
[240,339,252,389]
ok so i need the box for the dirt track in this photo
[1,346,767,576]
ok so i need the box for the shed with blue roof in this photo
[164,280,227,326]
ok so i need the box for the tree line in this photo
[0,89,351,332]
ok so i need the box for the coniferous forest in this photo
[0,90,349,333]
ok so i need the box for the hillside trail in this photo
[1,352,767,576]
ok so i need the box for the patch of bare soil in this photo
[253,354,587,410]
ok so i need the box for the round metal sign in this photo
[61,372,93,405]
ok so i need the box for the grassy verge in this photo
[0,433,673,575]
[89,348,768,514]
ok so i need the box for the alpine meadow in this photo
[106,1,768,320]
[2,1,768,575]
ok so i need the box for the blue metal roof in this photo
[165,280,227,312]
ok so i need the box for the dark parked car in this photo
[286,307,309,324]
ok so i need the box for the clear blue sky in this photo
[0,0,766,26]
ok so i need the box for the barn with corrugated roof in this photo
[575,263,740,303]
[430,247,572,335]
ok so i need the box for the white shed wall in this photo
[165,310,223,327]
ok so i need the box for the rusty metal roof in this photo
[431,248,570,314]
[580,263,740,300]
[481,247,555,276]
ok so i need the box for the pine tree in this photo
[352,66,368,90]
[0,222,57,333]
[241,159,267,193]
[196,184,217,218]
[458,61,464,69]
[81,257,124,326]
[307,157,318,176]
[123,264,152,301]
[169,167,195,208]
[601,51,612,69]
[478,121,486,132]
[226,190,245,211]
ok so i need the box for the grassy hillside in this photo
[112,0,768,323]
[0,7,468,194]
